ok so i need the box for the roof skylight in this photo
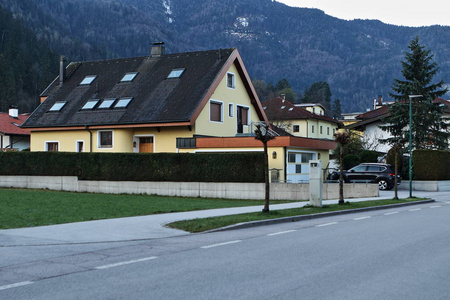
[98,98,116,109]
[80,75,97,85]
[81,99,99,110]
[49,101,67,112]
[167,68,185,78]
[114,97,133,108]
[120,72,138,82]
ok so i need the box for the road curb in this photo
[208,199,435,232]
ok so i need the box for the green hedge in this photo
[0,152,265,183]
[413,150,450,180]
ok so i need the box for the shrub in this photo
[413,150,450,180]
[0,152,265,183]
[343,154,360,169]
[358,150,378,163]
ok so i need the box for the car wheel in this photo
[378,180,389,190]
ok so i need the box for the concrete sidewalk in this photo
[0,190,446,246]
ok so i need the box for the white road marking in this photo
[201,240,242,249]
[267,230,297,236]
[384,212,399,215]
[430,205,441,208]
[409,208,422,211]
[354,216,372,221]
[96,256,158,270]
[0,281,33,291]
[316,222,338,227]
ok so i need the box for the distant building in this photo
[0,106,30,151]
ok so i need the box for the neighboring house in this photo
[22,45,337,183]
[345,97,450,153]
[0,106,30,151]
[22,46,268,153]
[258,96,341,182]
[294,103,326,116]
[262,96,341,140]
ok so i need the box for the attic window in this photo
[120,72,138,82]
[114,97,132,108]
[289,108,294,111]
[81,99,99,110]
[80,75,97,85]
[227,72,235,89]
[281,106,286,109]
[167,68,185,78]
[98,98,116,109]
[49,101,66,112]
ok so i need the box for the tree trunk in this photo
[339,144,344,204]
[262,141,270,212]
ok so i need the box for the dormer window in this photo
[120,72,138,82]
[81,99,99,110]
[167,68,185,78]
[114,97,132,108]
[49,101,66,112]
[80,75,97,85]
[98,98,116,109]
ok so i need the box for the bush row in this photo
[413,150,450,180]
[0,152,265,183]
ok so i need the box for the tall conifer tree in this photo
[382,36,449,150]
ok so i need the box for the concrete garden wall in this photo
[0,175,379,200]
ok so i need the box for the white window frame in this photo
[45,141,59,152]
[209,100,224,123]
[228,103,234,118]
[226,72,235,89]
[97,130,114,149]
[76,140,84,152]
[133,134,155,153]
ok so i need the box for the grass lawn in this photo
[168,198,428,233]
[0,188,297,229]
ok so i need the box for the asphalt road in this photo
[2,191,450,299]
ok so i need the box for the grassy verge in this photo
[0,188,297,229]
[168,198,428,233]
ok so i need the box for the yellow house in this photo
[22,45,337,183]
[22,46,268,153]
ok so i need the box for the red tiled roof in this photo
[356,106,389,120]
[0,113,31,136]
[262,97,340,124]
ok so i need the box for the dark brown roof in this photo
[262,97,340,124]
[23,48,241,128]
[347,97,450,130]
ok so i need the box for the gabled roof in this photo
[0,113,30,136]
[347,97,450,130]
[262,97,340,124]
[23,48,267,129]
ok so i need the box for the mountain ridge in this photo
[1,0,449,113]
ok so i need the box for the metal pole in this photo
[408,95,422,198]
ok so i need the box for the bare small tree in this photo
[334,131,351,204]
[254,123,276,212]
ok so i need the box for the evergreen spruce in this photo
[382,36,449,150]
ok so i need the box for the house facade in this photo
[345,97,450,153]
[0,106,30,151]
[23,46,267,153]
[23,46,337,183]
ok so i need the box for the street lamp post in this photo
[408,95,422,198]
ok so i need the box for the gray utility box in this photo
[309,160,322,207]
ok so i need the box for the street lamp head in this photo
[408,95,423,99]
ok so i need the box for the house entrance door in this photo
[139,137,154,153]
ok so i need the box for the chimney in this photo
[59,55,66,86]
[151,42,165,57]
[281,94,286,102]
[377,95,383,105]
[9,105,18,118]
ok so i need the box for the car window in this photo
[351,166,367,172]
[367,166,383,172]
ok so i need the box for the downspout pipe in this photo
[85,125,92,152]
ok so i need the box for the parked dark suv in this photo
[328,163,401,190]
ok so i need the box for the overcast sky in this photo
[277,0,450,27]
